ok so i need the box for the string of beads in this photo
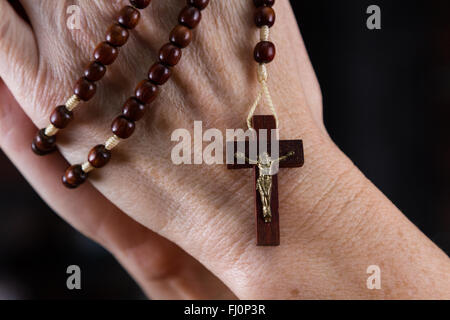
[247,0,278,129]
[63,0,210,188]
[32,0,153,156]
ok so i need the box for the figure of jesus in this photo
[235,151,295,223]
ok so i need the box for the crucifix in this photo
[227,115,304,246]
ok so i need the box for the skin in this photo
[0,0,449,299]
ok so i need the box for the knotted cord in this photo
[247,25,279,129]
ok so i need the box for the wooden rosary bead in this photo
[178,6,202,29]
[159,43,182,67]
[32,129,56,155]
[50,105,73,129]
[122,97,146,121]
[169,25,192,48]
[94,41,119,65]
[135,80,158,104]
[130,0,151,9]
[253,0,275,7]
[106,23,129,47]
[62,165,87,188]
[74,77,97,101]
[51,0,214,179]
[255,6,275,28]
[254,41,276,63]
[148,63,172,85]
[117,6,141,29]
[111,116,136,139]
[88,145,112,168]
[187,0,209,10]
[83,61,106,82]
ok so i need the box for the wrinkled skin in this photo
[0,0,449,299]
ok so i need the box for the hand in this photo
[1,0,449,299]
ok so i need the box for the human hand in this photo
[0,0,449,299]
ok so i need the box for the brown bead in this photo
[94,42,119,65]
[88,145,112,168]
[135,80,158,104]
[117,6,141,29]
[187,0,209,10]
[83,61,106,82]
[111,116,136,139]
[253,0,275,7]
[169,25,192,48]
[255,6,275,27]
[254,41,276,63]
[159,43,182,67]
[130,0,151,9]
[148,63,172,85]
[106,23,129,47]
[122,97,146,121]
[62,165,87,188]
[50,105,73,129]
[32,129,56,155]
[74,77,97,101]
[178,6,201,29]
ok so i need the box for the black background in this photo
[0,0,448,299]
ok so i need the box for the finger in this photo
[0,80,235,299]
[281,1,325,132]
[0,0,38,96]
[273,0,326,134]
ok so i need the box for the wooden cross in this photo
[227,115,304,246]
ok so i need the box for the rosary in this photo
[31,0,304,246]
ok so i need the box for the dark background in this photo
[0,0,449,299]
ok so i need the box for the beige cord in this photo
[260,25,270,41]
[105,135,121,150]
[247,26,279,129]
[80,135,121,174]
[81,161,94,173]
[44,124,59,136]
[65,95,81,112]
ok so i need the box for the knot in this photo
[260,25,270,41]
[257,64,268,83]
[105,135,121,150]
[81,161,94,173]
[44,124,59,137]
